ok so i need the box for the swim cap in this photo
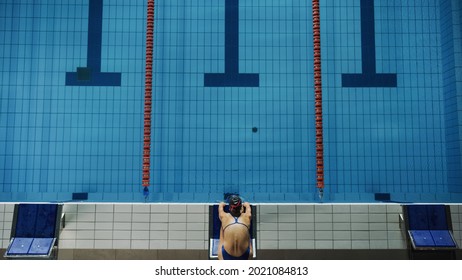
[228,195,242,212]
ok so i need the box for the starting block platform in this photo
[4,204,63,259]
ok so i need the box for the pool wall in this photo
[1,202,461,259]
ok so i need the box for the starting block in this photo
[4,204,63,259]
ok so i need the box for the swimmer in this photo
[217,195,253,260]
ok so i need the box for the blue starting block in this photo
[209,204,257,259]
[4,204,63,259]
[401,204,457,259]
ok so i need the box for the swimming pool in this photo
[1,0,461,203]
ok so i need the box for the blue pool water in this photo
[1,0,461,203]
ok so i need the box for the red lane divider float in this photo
[312,0,324,199]
[143,0,155,187]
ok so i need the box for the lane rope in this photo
[312,0,325,199]
[143,0,155,187]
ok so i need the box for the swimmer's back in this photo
[220,203,252,257]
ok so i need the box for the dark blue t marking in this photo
[342,0,397,87]
[66,0,121,86]
[204,0,259,87]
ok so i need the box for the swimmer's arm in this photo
[218,202,226,221]
[243,202,252,219]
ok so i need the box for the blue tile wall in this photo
[0,0,460,202]
[440,0,462,192]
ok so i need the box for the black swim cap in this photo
[228,195,242,212]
